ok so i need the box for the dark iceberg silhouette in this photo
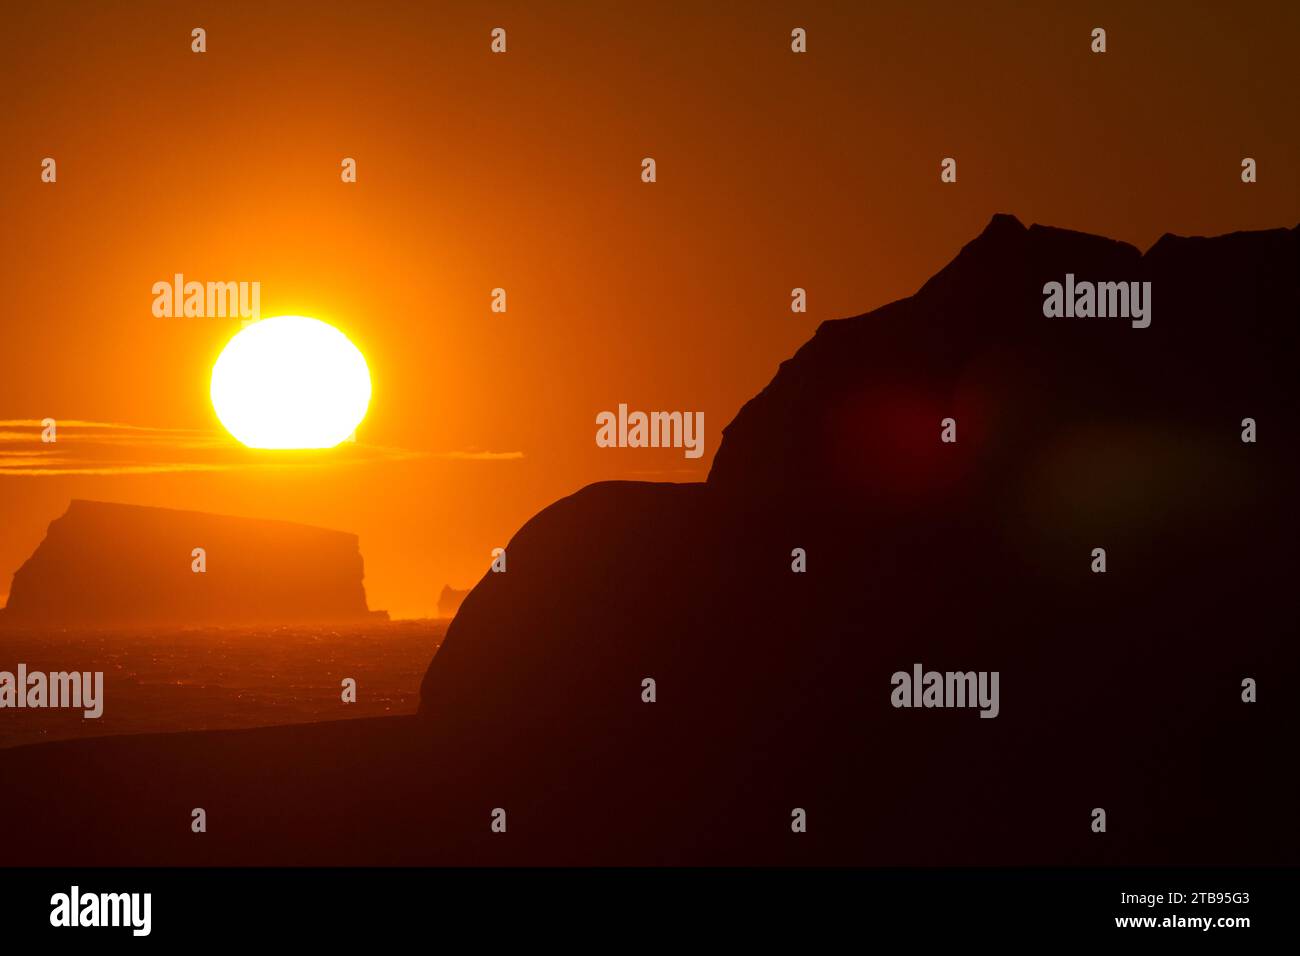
[3,215,1296,865]
[436,585,470,619]
[1,500,381,626]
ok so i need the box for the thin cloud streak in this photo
[436,450,525,461]
[0,419,209,433]
[0,419,522,476]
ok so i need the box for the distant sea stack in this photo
[0,500,384,626]
[436,586,469,619]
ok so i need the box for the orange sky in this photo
[2,1,1297,617]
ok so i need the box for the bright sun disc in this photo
[211,316,371,449]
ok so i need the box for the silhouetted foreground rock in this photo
[416,214,1300,863]
[2,216,1296,865]
[0,500,382,626]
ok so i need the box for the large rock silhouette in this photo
[415,214,1299,862]
[1,500,379,626]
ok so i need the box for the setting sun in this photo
[210,316,371,449]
